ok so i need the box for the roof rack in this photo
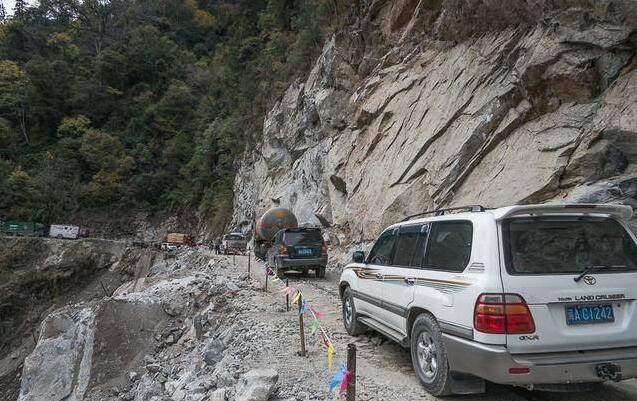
[401,205,485,222]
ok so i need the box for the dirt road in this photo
[223,253,637,401]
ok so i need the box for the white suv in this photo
[339,204,637,395]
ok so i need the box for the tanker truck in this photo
[253,207,298,260]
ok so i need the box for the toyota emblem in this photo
[583,275,597,286]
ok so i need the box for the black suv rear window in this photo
[284,230,322,245]
[504,217,637,275]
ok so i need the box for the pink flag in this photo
[310,307,324,319]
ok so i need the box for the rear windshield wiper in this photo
[574,265,627,282]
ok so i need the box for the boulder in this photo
[234,369,278,401]
[202,340,225,366]
[18,297,167,401]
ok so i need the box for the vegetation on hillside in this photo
[0,0,346,231]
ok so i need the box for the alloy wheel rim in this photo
[416,332,438,381]
[344,297,353,325]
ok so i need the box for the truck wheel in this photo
[315,267,326,279]
[275,260,285,277]
[342,287,366,336]
[410,314,452,396]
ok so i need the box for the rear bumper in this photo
[443,334,637,385]
[277,256,327,269]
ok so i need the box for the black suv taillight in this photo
[321,241,328,256]
[279,244,288,256]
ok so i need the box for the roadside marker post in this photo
[286,279,290,311]
[298,293,307,356]
[247,251,251,277]
[264,268,269,291]
[347,343,357,401]
[233,254,236,266]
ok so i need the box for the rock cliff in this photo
[232,0,637,250]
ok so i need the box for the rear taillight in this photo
[279,244,288,256]
[321,241,328,256]
[474,293,535,334]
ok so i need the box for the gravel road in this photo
[223,253,637,401]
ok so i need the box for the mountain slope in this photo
[232,0,637,247]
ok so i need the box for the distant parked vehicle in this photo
[49,224,80,239]
[267,227,328,278]
[161,243,179,251]
[79,227,90,238]
[1,221,45,237]
[221,233,248,255]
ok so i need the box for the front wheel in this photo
[410,314,452,396]
[315,267,326,279]
[341,287,366,336]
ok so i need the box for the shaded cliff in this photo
[233,0,637,250]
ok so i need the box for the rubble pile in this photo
[17,250,301,401]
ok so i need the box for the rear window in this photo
[504,217,637,275]
[224,235,244,240]
[283,230,323,245]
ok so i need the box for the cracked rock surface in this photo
[232,0,637,265]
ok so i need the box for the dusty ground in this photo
[220,253,637,401]
[16,249,637,401]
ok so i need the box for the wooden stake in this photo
[285,279,290,312]
[347,343,357,401]
[298,293,307,356]
[247,251,251,277]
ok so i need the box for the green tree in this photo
[0,60,31,143]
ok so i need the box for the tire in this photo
[341,287,366,336]
[315,267,326,279]
[275,260,285,277]
[410,314,453,396]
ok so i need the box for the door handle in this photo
[404,278,415,286]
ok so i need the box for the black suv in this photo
[267,227,328,278]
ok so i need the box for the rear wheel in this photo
[410,314,452,396]
[342,287,365,335]
[315,266,326,279]
[275,260,285,277]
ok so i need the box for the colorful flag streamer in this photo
[328,365,347,394]
[309,319,321,334]
[259,260,343,391]
[292,290,302,304]
[299,299,308,315]
[310,307,324,319]
[338,370,352,396]
[327,342,335,371]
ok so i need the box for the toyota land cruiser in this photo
[339,204,637,395]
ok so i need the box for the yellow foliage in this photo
[194,9,216,28]
[47,32,73,46]
[8,168,31,186]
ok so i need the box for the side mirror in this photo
[352,251,365,264]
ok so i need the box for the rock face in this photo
[233,0,637,249]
